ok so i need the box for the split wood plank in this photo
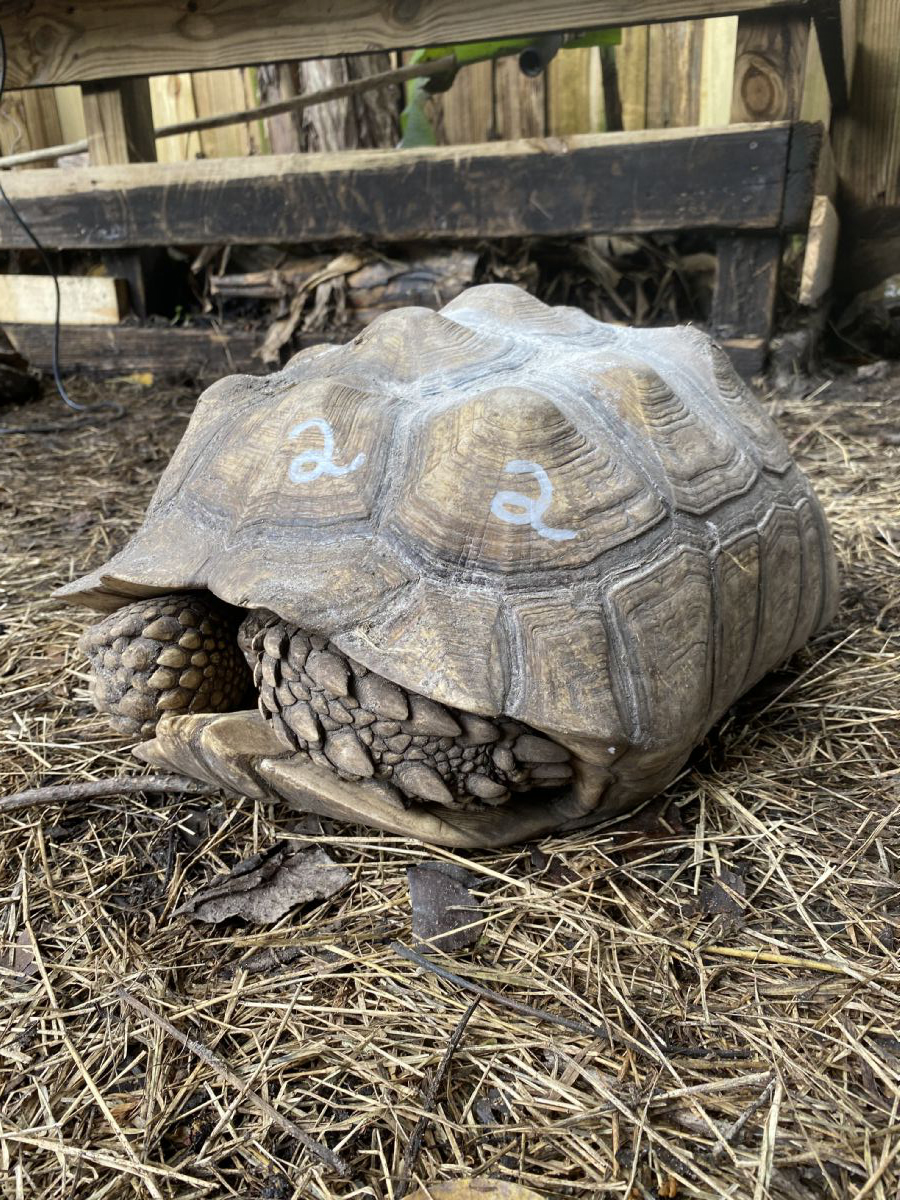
[0,123,821,251]
[0,275,128,325]
[798,194,839,305]
[0,1,837,90]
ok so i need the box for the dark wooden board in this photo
[0,123,819,250]
[4,323,277,378]
[711,234,782,344]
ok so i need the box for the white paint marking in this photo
[288,417,365,483]
[490,460,577,542]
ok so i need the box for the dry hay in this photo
[1,366,898,1200]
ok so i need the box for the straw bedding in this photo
[1,366,898,1199]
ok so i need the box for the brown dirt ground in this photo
[1,364,898,1200]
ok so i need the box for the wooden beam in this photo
[0,323,329,379]
[0,123,820,251]
[0,1,832,90]
[712,235,782,341]
[0,275,128,325]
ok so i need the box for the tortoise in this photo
[58,284,838,847]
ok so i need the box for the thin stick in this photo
[395,998,480,1199]
[0,138,87,168]
[0,774,213,815]
[155,56,458,139]
[390,942,605,1039]
[116,987,348,1176]
[711,1073,776,1159]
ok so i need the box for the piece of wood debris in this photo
[175,842,350,924]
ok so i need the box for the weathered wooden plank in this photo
[0,275,128,325]
[2,323,285,378]
[647,21,704,127]
[711,235,782,342]
[0,123,816,250]
[81,77,156,164]
[0,1,818,89]
[730,12,810,122]
[832,0,898,211]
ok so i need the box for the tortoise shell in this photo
[59,284,838,794]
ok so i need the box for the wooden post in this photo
[712,12,811,373]
[81,76,157,316]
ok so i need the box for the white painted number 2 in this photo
[288,418,365,483]
[490,460,577,542]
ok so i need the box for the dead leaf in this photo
[699,866,747,919]
[406,1181,544,1200]
[407,862,482,952]
[176,842,350,925]
[0,930,38,978]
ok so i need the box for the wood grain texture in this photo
[3,0,798,89]
[730,12,811,122]
[711,234,781,341]
[0,87,64,168]
[618,25,649,130]
[832,0,899,210]
[0,123,817,250]
[438,60,495,145]
[1,322,293,377]
[149,73,202,163]
[546,48,603,135]
[63,286,837,842]
[647,21,704,127]
[493,57,545,140]
[0,275,128,325]
[82,77,156,164]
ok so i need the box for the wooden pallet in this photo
[0,0,855,377]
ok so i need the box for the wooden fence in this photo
[0,18,747,165]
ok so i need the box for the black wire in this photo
[0,21,123,434]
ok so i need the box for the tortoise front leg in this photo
[80,592,250,738]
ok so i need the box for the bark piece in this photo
[407,861,482,952]
[176,843,350,925]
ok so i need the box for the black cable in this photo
[0,22,123,434]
